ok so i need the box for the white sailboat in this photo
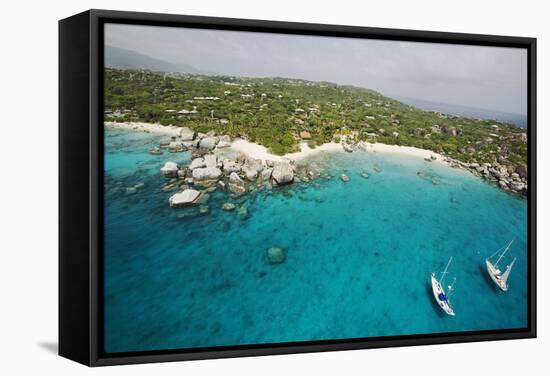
[485,240,516,292]
[430,257,456,316]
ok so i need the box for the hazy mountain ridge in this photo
[105,46,202,74]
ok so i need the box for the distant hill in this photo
[105,45,201,74]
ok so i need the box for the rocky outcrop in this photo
[342,143,354,153]
[189,157,206,170]
[179,127,196,141]
[509,181,526,191]
[228,172,246,194]
[449,158,528,196]
[242,158,263,181]
[149,146,162,155]
[217,135,232,148]
[160,161,178,177]
[192,167,223,181]
[441,124,462,137]
[168,141,186,152]
[222,159,242,174]
[300,130,312,139]
[260,168,273,180]
[204,154,217,168]
[222,202,236,211]
[272,161,294,185]
[169,189,201,207]
[199,136,219,150]
[515,164,527,179]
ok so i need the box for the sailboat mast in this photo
[495,240,514,268]
[439,256,453,285]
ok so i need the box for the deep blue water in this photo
[394,96,527,129]
[103,128,528,353]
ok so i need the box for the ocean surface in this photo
[103,128,528,353]
[394,96,528,129]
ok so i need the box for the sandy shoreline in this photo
[105,121,447,164]
[105,121,183,137]
[368,143,446,163]
[230,139,447,164]
[230,139,343,162]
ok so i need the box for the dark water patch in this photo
[207,279,235,294]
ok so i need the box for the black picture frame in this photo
[59,9,537,367]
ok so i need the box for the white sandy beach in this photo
[104,121,447,164]
[368,142,447,163]
[230,139,343,162]
[231,139,446,164]
[105,121,183,137]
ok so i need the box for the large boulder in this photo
[242,158,263,181]
[160,161,178,177]
[441,124,458,137]
[182,140,195,149]
[222,202,236,211]
[222,159,242,174]
[260,168,273,180]
[510,181,526,192]
[179,127,196,141]
[169,189,201,207]
[266,247,286,264]
[192,167,223,181]
[228,172,246,194]
[189,157,206,170]
[515,164,527,179]
[204,154,217,168]
[342,143,354,153]
[300,130,312,139]
[168,141,186,152]
[217,135,232,148]
[272,161,294,185]
[199,136,219,150]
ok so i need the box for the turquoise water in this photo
[103,128,528,353]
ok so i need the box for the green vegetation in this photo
[104,68,527,166]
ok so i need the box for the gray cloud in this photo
[106,23,527,115]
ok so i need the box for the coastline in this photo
[231,139,447,164]
[230,139,344,162]
[105,121,183,137]
[105,121,446,164]
[104,121,526,196]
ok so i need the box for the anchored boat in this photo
[486,240,516,292]
[430,257,456,316]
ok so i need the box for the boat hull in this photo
[485,259,508,291]
[430,273,455,316]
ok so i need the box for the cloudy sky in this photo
[105,23,527,115]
